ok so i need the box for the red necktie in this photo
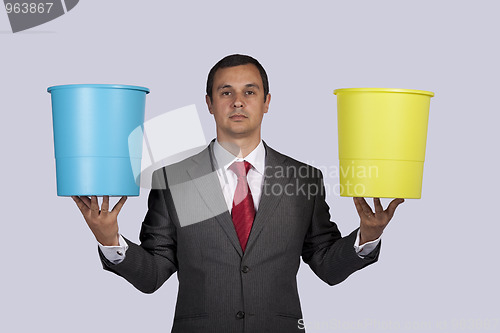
[229,161,255,252]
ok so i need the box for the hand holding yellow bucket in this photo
[333,88,434,199]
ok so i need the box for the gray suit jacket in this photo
[99,140,379,333]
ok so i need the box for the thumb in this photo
[386,198,405,219]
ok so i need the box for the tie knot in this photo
[229,161,252,178]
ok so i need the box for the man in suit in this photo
[72,54,404,332]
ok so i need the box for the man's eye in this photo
[246,91,255,95]
[221,91,231,96]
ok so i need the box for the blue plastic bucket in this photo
[48,84,149,196]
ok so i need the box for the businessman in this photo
[73,54,404,333]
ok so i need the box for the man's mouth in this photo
[229,114,248,120]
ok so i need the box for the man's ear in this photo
[263,93,271,114]
[206,95,213,114]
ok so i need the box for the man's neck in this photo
[216,135,261,158]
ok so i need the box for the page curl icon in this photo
[5,0,79,33]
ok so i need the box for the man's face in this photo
[206,64,270,141]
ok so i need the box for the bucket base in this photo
[339,159,423,199]
[55,157,141,196]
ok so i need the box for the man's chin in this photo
[226,129,258,140]
[228,124,250,133]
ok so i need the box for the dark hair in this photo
[206,54,269,102]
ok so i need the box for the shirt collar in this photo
[213,139,266,176]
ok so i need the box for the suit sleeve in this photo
[98,170,178,294]
[301,171,380,286]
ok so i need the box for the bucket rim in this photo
[333,88,434,97]
[47,84,150,94]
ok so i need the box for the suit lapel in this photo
[184,140,290,257]
[245,143,289,254]
[186,141,244,257]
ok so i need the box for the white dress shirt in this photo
[212,139,266,213]
[99,140,381,263]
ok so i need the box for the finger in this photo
[357,197,374,217]
[72,196,88,215]
[111,196,128,215]
[353,197,364,216]
[386,198,405,219]
[76,196,91,209]
[354,197,373,218]
[90,196,100,218]
[101,195,110,215]
[374,198,384,214]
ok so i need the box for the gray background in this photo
[1,0,499,332]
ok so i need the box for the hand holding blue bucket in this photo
[48,84,149,196]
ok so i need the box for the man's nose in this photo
[233,93,245,108]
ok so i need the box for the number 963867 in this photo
[5,2,54,14]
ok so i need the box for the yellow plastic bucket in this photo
[333,88,434,199]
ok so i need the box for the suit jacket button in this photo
[241,266,249,273]
[236,311,245,319]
